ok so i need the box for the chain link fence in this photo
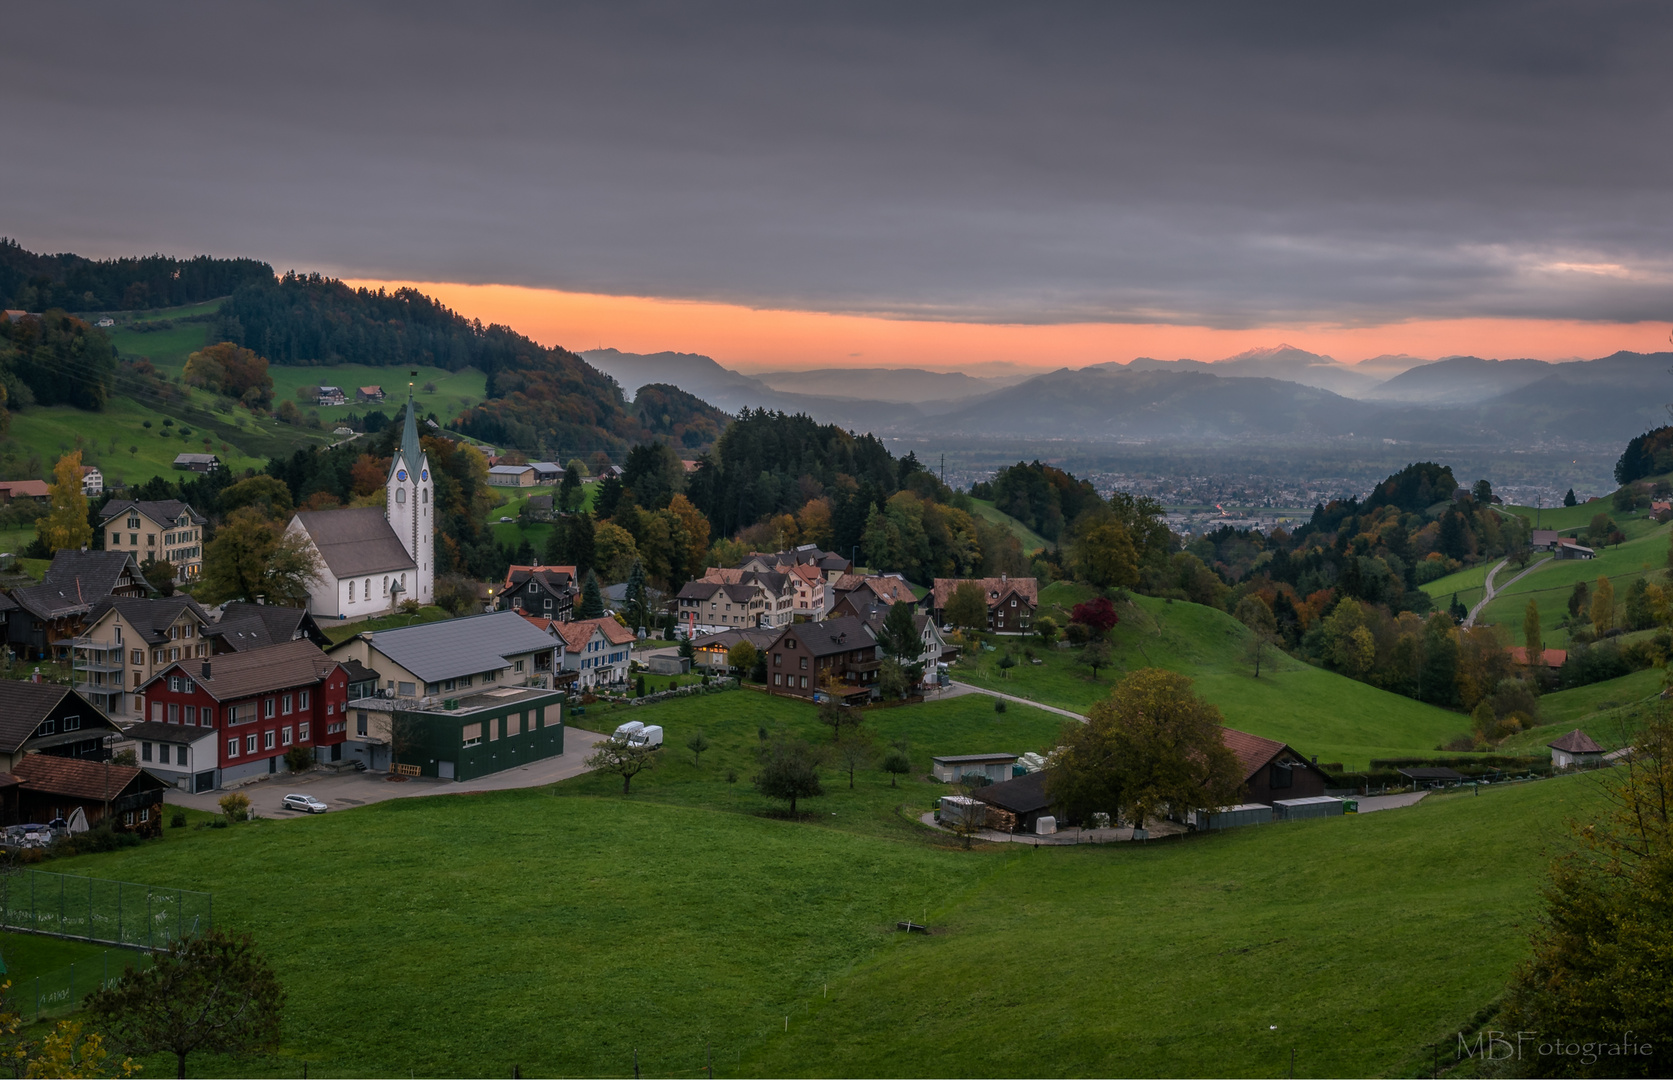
[16,948,154,1023]
[0,868,211,949]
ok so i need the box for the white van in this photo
[629,725,664,749]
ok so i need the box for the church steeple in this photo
[400,380,422,472]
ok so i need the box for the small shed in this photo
[1193,803,1273,831]
[1272,796,1344,822]
[1555,538,1595,560]
[646,655,690,676]
[932,753,1019,784]
[1399,766,1466,789]
[1548,729,1604,770]
[970,769,1056,833]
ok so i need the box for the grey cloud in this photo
[3,1,1672,326]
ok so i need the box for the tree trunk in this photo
[789,795,797,815]
[622,773,631,795]
[178,1051,188,1079]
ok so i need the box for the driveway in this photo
[166,727,609,818]
[945,680,1086,720]
[1354,791,1428,813]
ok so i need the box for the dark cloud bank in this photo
[4,0,1671,327]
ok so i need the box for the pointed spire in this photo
[400,374,422,472]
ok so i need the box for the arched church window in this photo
[349,581,355,602]
[364,578,371,598]
[396,488,407,505]
[382,576,389,596]
[422,489,428,503]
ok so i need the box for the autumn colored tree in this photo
[1234,594,1279,678]
[36,450,92,553]
[944,581,990,630]
[198,507,322,606]
[1073,521,1140,589]
[349,453,390,496]
[1070,595,1120,638]
[183,341,274,410]
[1591,574,1616,634]
[1048,668,1243,831]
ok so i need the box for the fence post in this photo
[117,882,122,945]
[58,874,64,935]
[88,878,93,942]
[146,892,152,950]
[176,888,182,942]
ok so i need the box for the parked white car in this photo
[282,793,328,814]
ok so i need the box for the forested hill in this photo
[213,272,729,457]
[0,238,271,311]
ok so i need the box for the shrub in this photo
[994,698,1007,714]
[218,792,251,822]
[170,811,187,829]
[283,745,313,773]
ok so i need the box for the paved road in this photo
[166,727,609,818]
[1354,790,1428,813]
[1464,555,1551,628]
[945,680,1085,720]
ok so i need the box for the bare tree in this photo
[585,736,658,794]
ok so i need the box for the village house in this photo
[138,639,349,788]
[1530,529,1560,550]
[0,681,125,772]
[69,595,214,720]
[356,385,384,403]
[1221,728,1331,806]
[676,568,796,637]
[740,544,853,584]
[499,564,579,621]
[100,499,208,581]
[930,575,1039,634]
[546,616,635,689]
[522,494,555,522]
[202,601,331,654]
[687,627,778,672]
[7,550,151,661]
[1555,538,1596,560]
[0,480,50,503]
[328,609,560,701]
[80,465,103,496]
[172,453,221,473]
[838,593,951,691]
[764,615,881,702]
[529,462,564,485]
[317,385,347,406]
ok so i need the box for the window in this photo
[202,706,213,726]
[299,690,310,709]
[140,806,150,823]
[363,578,371,600]
[1270,762,1294,790]
[299,722,309,741]
[63,715,79,731]
[282,726,294,746]
[349,581,355,602]
[800,676,808,689]
[151,703,163,722]
[799,657,808,670]
[773,673,782,686]
[169,626,178,641]
[141,742,153,762]
[131,649,142,665]
[110,531,120,546]
[514,660,525,672]
[774,653,781,667]
[167,703,179,723]
[263,731,276,750]
[176,745,187,766]
[38,719,55,735]
[282,694,293,715]
[398,681,416,696]
[382,576,388,597]
[184,705,196,725]
[356,711,368,737]
[264,698,276,719]
[227,738,239,757]
[246,734,258,754]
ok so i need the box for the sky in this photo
[6,1,1673,370]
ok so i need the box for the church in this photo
[286,385,436,620]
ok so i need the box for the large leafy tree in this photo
[754,735,824,815]
[1048,668,1243,831]
[877,599,923,663]
[37,450,92,553]
[1074,521,1139,589]
[87,929,284,1080]
[944,581,989,630]
[199,507,322,606]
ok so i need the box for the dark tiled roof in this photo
[292,507,416,578]
[933,753,1019,764]
[12,547,151,620]
[1549,729,1604,753]
[152,639,338,702]
[689,627,779,652]
[0,682,75,754]
[206,602,323,651]
[117,722,213,745]
[343,609,557,684]
[87,596,212,645]
[972,769,1055,815]
[12,753,157,801]
[676,580,757,604]
[99,499,206,527]
[1220,727,1290,782]
[775,616,877,658]
[931,576,1039,610]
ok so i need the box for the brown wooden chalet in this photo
[0,680,124,772]
[9,755,165,834]
[764,616,880,702]
[499,564,579,622]
[1221,727,1329,805]
[7,550,151,660]
[930,575,1038,633]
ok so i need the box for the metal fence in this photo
[0,869,211,949]
[16,948,154,1023]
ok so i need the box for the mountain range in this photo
[584,344,1673,449]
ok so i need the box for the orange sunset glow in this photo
[345,278,1672,370]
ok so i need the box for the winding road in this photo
[1463,554,1552,628]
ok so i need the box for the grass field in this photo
[40,682,1601,1078]
[1477,520,1672,647]
[1498,666,1667,756]
[319,605,452,645]
[0,931,114,981]
[1503,498,1661,538]
[484,486,599,554]
[1,396,273,487]
[268,365,489,427]
[957,591,1471,768]
[968,498,1052,554]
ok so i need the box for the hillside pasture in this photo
[1477,520,1671,647]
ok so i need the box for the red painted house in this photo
[137,639,348,790]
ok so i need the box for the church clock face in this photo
[421,469,428,481]
[397,469,408,482]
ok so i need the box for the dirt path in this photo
[1464,555,1551,628]
[944,681,1086,720]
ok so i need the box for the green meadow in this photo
[1477,519,1671,647]
[968,498,1052,554]
[954,590,1471,768]
[38,686,1598,1078]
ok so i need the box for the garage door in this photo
[438,761,455,780]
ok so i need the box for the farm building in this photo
[932,753,1019,784]
[1399,766,1466,789]
[1548,729,1605,769]
[172,453,221,473]
[1554,538,1595,560]
[970,769,1056,833]
[1272,796,1345,821]
[1221,727,1330,805]
[8,755,167,834]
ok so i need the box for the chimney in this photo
[202,662,212,679]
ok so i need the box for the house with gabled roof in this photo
[1220,727,1330,806]
[11,754,167,834]
[71,594,214,719]
[139,639,348,788]
[930,575,1038,633]
[100,499,207,581]
[545,616,635,689]
[499,564,579,621]
[763,615,881,702]
[676,568,794,637]
[0,680,124,772]
[7,550,151,661]
[204,601,330,655]
[327,609,560,701]
[287,507,418,620]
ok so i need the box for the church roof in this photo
[397,383,424,473]
[293,507,416,578]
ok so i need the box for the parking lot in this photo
[165,727,609,819]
